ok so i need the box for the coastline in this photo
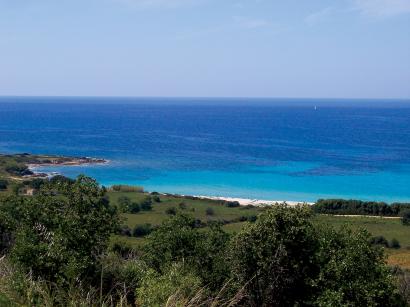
[195,195,314,207]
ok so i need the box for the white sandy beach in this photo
[195,195,314,207]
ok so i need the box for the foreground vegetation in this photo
[0,177,409,306]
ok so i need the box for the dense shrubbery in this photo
[4,163,33,176]
[0,179,8,190]
[224,201,240,208]
[0,179,408,306]
[110,185,144,193]
[370,236,401,249]
[403,211,410,226]
[313,198,410,216]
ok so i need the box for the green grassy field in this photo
[109,191,410,268]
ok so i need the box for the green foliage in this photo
[0,179,8,191]
[0,175,119,284]
[165,207,177,215]
[313,226,404,306]
[5,163,32,176]
[314,199,410,217]
[229,205,404,306]
[111,185,144,193]
[402,210,410,226]
[117,195,132,212]
[140,196,153,211]
[135,263,202,307]
[144,214,231,290]
[390,238,401,249]
[206,207,215,216]
[230,205,318,306]
[128,202,140,213]
[151,195,161,202]
[132,224,153,237]
[225,201,240,208]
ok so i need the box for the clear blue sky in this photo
[0,0,409,98]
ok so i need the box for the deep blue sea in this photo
[1,97,410,202]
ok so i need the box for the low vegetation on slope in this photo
[0,176,409,306]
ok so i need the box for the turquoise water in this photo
[1,97,410,202]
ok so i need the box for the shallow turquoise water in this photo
[2,97,410,202]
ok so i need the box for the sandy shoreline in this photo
[195,195,314,207]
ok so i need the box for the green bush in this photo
[165,207,177,215]
[136,263,202,307]
[389,238,401,249]
[206,207,215,216]
[0,176,119,284]
[140,197,153,211]
[0,179,8,190]
[225,201,240,208]
[111,185,143,193]
[230,205,402,306]
[402,210,410,226]
[129,202,141,213]
[132,224,152,237]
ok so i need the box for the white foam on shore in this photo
[195,195,314,207]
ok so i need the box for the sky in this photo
[0,0,409,99]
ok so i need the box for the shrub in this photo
[129,202,141,214]
[152,195,161,202]
[165,207,177,215]
[402,210,410,226]
[133,224,152,237]
[136,263,202,307]
[225,201,240,208]
[178,202,187,210]
[120,225,132,237]
[28,178,46,190]
[206,207,215,216]
[111,185,144,193]
[230,205,401,306]
[49,175,75,185]
[370,235,389,247]
[117,196,131,212]
[389,238,401,249]
[140,197,153,211]
[0,179,8,190]
[0,175,119,284]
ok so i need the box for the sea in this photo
[1,96,410,203]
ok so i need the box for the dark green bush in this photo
[140,197,153,211]
[225,201,240,208]
[206,207,215,216]
[0,179,8,190]
[402,210,410,226]
[389,238,401,249]
[133,224,153,237]
[165,207,177,215]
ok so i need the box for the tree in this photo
[129,202,141,213]
[230,205,318,306]
[0,175,119,284]
[140,197,153,211]
[229,205,403,306]
[402,210,410,226]
[313,226,403,306]
[117,196,131,212]
[143,214,230,291]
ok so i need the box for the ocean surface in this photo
[1,97,410,202]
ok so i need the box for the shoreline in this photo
[195,195,314,207]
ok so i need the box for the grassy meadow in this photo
[108,190,410,269]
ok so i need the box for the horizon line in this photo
[0,95,410,101]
